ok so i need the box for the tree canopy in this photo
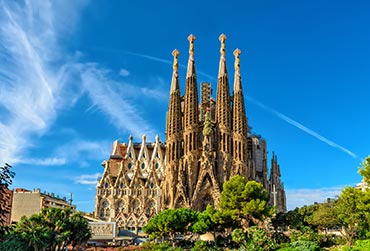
[0,208,91,251]
[219,175,274,229]
[143,208,197,240]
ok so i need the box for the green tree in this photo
[191,204,235,235]
[311,200,340,234]
[1,208,91,251]
[298,204,320,230]
[231,226,275,251]
[0,163,15,227]
[359,155,370,184]
[143,208,197,241]
[219,175,274,230]
[335,187,369,245]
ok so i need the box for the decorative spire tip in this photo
[234,48,241,73]
[219,34,227,57]
[188,34,196,57]
[172,49,179,73]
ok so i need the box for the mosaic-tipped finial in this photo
[233,48,241,74]
[188,34,196,57]
[219,34,227,57]
[172,49,180,74]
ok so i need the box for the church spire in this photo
[165,49,182,161]
[216,33,232,182]
[231,48,248,177]
[183,34,199,155]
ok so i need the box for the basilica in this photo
[94,34,286,233]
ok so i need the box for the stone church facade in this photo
[94,34,286,233]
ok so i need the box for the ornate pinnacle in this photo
[188,34,196,57]
[172,49,180,74]
[233,48,241,74]
[219,34,227,57]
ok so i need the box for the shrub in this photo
[289,240,320,251]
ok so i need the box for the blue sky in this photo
[1,0,369,212]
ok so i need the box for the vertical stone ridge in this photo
[231,48,249,177]
[215,34,232,183]
[162,49,183,209]
[183,34,199,155]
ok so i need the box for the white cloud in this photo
[18,157,67,166]
[75,173,101,185]
[119,68,130,77]
[78,63,157,139]
[0,1,60,164]
[286,185,347,210]
[0,1,160,164]
[52,137,111,166]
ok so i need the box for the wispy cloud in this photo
[0,1,160,164]
[246,96,357,158]
[75,173,101,185]
[0,1,60,164]
[77,63,157,139]
[18,157,67,166]
[119,68,130,77]
[54,137,111,166]
[125,51,216,81]
[286,185,348,210]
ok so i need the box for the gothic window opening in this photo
[104,182,109,188]
[116,200,125,215]
[141,163,145,169]
[132,199,141,214]
[128,163,132,169]
[100,200,110,218]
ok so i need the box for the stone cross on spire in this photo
[219,33,227,57]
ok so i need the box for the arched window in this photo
[146,200,156,216]
[116,200,125,215]
[100,200,110,218]
[128,163,132,169]
[132,199,141,214]
[141,163,145,169]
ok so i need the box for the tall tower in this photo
[181,34,200,203]
[215,34,232,183]
[231,49,249,178]
[162,50,183,209]
[269,153,287,213]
